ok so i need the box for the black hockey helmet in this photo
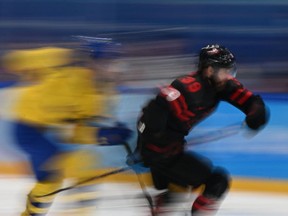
[198,44,236,72]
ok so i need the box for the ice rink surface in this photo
[1,177,288,216]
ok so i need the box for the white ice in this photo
[1,176,288,216]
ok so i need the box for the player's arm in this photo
[141,96,169,134]
[220,78,269,130]
[62,117,132,146]
[141,84,183,134]
[142,82,195,134]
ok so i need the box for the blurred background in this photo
[0,0,288,214]
[0,0,288,91]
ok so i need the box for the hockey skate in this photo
[153,191,174,215]
[191,195,219,216]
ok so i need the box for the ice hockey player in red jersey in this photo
[135,44,269,215]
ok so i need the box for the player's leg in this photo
[152,152,230,215]
[148,152,210,214]
[149,166,171,214]
[171,153,230,215]
[14,122,64,216]
[191,167,230,215]
[21,180,62,216]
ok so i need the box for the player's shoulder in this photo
[60,66,94,79]
[175,72,198,82]
[171,72,202,93]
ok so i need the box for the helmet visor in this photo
[214,63,237,78]
[228,65,237,78]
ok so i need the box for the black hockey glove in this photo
[245,103,269,130]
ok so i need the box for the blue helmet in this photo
[75,36,122,59]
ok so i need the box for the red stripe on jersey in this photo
[170,95,195,121]
[159,85,195,122]
[177,94,188,110]
[170,100,189,121]
[146,142,183,154]
[237,90,253,105]
[230,89,244,101]
[176,95,195,119]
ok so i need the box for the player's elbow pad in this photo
[245,97,270,130]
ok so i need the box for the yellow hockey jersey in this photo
[4,47,114,144]
[14,66,102,126]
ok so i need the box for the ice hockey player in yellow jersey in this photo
[2,42,131,216]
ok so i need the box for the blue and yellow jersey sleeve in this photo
[14,67,102,125]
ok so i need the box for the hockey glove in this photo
[126,149,142,166]
[245,103,270,130]
[97,123,133,145]
[126,150,148,173]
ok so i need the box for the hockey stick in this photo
[37,166,132,198]
[186,121,244,146]
[123,142,156,216]
[38,122,243,198]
